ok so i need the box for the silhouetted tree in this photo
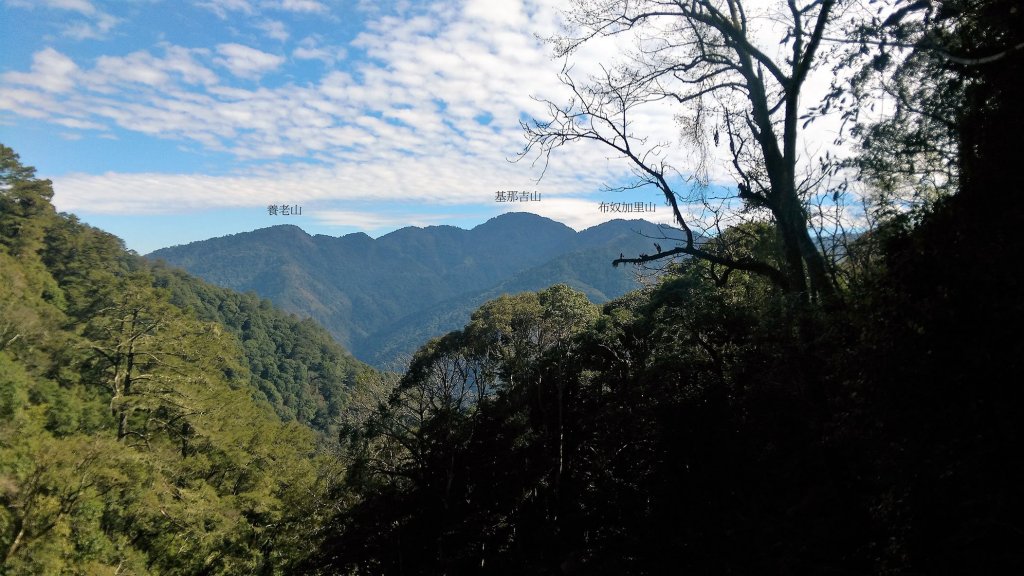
[522,0,851,302]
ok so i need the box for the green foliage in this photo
[0,145,56,258]
[0,144,362,574]
[149,262,371,436]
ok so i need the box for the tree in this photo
[521,0,849,302]
[831,6,1024,568]
[317,286,599,574]
[81,273,247,450]
[0,145,55,258]
[841,0,1023,207]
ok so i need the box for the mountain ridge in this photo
[148,213,678,366]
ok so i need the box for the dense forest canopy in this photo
[0,144,391,573]
[2,0,1023,573]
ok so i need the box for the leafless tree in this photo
[521,0,850,303]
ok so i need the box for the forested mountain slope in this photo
[148,214,673,367]
[0,145,377,573]
[147,261,375,436]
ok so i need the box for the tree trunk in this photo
[768,160,836,303]
[4,523,25,564]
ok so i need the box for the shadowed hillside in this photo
[148,214,682,366]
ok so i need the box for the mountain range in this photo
[147,212,677,367]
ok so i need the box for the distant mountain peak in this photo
[251,224,310,237]
[483,211,549,222]
[472,211,577,236]
[477,211,565,226]
[146,212,672,367]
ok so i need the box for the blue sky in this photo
[0,0,751,253]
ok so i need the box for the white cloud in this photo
[312,209,460,230]
[463,0,527,26]
[84,46,218,89]
[6,0,121,39]
[256,19,289,41]
[292,36,346,65]
[2,48,79,93]
[7,0,96,14]
[62,11,119,39]
[159,46,220,85]
[52,116,107,130]
[194,0,253,18]
[272,0,328,14]
[49,149,620,215]
[214,43,285,79]
[194,0,329,18]
[92,52,170,86]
